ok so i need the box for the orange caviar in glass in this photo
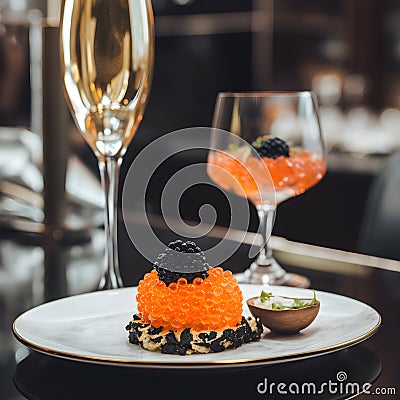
[208,149,326,204]
[207,152,263,200]
[262,149,327,196]
[136,267,243,331]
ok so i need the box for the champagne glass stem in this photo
[98,156,123,290]
[256,205,275,266]
[244,205,286,284]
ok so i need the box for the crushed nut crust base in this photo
[126,314,263,355]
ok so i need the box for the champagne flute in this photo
[60,0,154,289]
[208,92,326,286]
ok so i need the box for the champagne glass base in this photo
[234,258,310,288]
[98,273,124,290]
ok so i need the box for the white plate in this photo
[13,285,381,368]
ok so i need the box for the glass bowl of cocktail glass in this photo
[207,92,327,286]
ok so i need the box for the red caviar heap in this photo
[136,267,243,331]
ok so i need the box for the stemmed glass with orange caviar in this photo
[207,92,327,286]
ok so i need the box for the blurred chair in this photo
[358,153,400,260]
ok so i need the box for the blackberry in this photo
[254,137,290,159]
[154,240,210,285]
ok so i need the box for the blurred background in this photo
[2,0,400,256]
[1,2,400,399]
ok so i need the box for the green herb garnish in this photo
[293,298,307,308]
[252,135,274,149]
[228,143,239,151]
[271,303,286,310]
[252,136,263,148]
[290,146,302,156]
[310,289,317,306]
[260,290,273,303]
[269,290,318,310]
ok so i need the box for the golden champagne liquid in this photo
[60,0,154,158]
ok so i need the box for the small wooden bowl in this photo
[246,296,320,334]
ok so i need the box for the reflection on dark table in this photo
[0,223,399,400]
[14,346,380,400]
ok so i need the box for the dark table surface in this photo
[0,223,399,400]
